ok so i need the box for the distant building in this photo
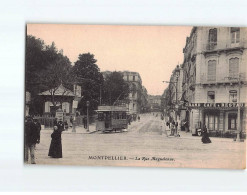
[148,95,162,112]
[102,71,149,114]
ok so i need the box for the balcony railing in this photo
[206,42,217,50]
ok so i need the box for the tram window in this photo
[98,113,104,121]
[105,112,111,120]
[122,113,127,119]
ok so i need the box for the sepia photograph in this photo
[24,24,246,169]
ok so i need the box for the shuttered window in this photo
[208,28,217,43]
[231,27,240,44]
[229,57,239,78]
[207,60,216,81]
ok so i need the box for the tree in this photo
[25,35,73,115]
[37,56,74,107]
[71,53,104,115]
[102,71,129,105]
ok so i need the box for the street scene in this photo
[24,24,246,169]
[33,113,245,169]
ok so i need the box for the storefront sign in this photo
[72,100,78,108]
[187,103,245,108]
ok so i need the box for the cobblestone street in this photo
[32,114,246,169]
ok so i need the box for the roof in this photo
[96,105,128,112]
[38,84,75,97]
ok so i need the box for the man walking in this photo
[24,116,40,164]
[33,118,41,144]
[83,116,87,129]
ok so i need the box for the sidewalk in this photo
[41,123,97,134]
[168,129,238,143]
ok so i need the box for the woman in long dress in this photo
[201,125,211,144]
[48,121,64,158]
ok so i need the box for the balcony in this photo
[200,74,240,86]
[206,42,217,51]
[203,42,244,56]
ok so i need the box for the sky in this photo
[27,24,192,95]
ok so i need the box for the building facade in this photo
[182,27,247,137]
[122,71,144,114]
[162,65,183,120]
[102,71,148,114]
[148,95,162,112]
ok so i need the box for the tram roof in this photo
[96,105,128,112]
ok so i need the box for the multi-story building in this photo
[102,71,148,114]
[182,27,247,136]
[148,95,162,112]
[122,71,143,114]
[162,65,183,120]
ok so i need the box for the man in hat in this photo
[33,118,41,144]
[24,116,40,164]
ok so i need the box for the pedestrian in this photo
[24,116,40,164]
[128,115,132,125]
[48,121,64,158]
[170,120,175,136]
[54,118,58,126]
[184,120,189,132]
[83,116,87,129]
[138,115,140,122]
[64,120,69,130]
[70,115,73,128]
[201,125,211,144]
[33,118,41,144]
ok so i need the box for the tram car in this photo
[95,105,128,133]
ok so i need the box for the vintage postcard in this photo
[24,24,246,169]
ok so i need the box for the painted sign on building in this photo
[56,109,64,121]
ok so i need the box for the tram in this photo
[95,105,128,133]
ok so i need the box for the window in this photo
[228,113,237,130]
[133,75,135,81]
[127,75,129,81]
[205,113,219,131]
[229,57,239,78]
[207,60,216,81]
[207,91,215,103]
[231,27,240,44]
[208,28,217,49]
[229,90,237,103]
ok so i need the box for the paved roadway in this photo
[31,113,246,169]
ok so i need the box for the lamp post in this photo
[86,101,90,132]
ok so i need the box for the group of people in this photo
[165,120,179,137]
[69,115,88,129]
[127,114,141,125]
[24,116,66,164]
[164,115,211,144]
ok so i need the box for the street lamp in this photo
[86,101,90,132]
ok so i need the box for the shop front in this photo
[188,103,246,137]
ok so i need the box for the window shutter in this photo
[229,58,239,78]
[208,60,216,81]
[236,31,240,43]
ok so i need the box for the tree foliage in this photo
[102,71,129,105]
[25,35,73,115]
[71,53,104,114]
